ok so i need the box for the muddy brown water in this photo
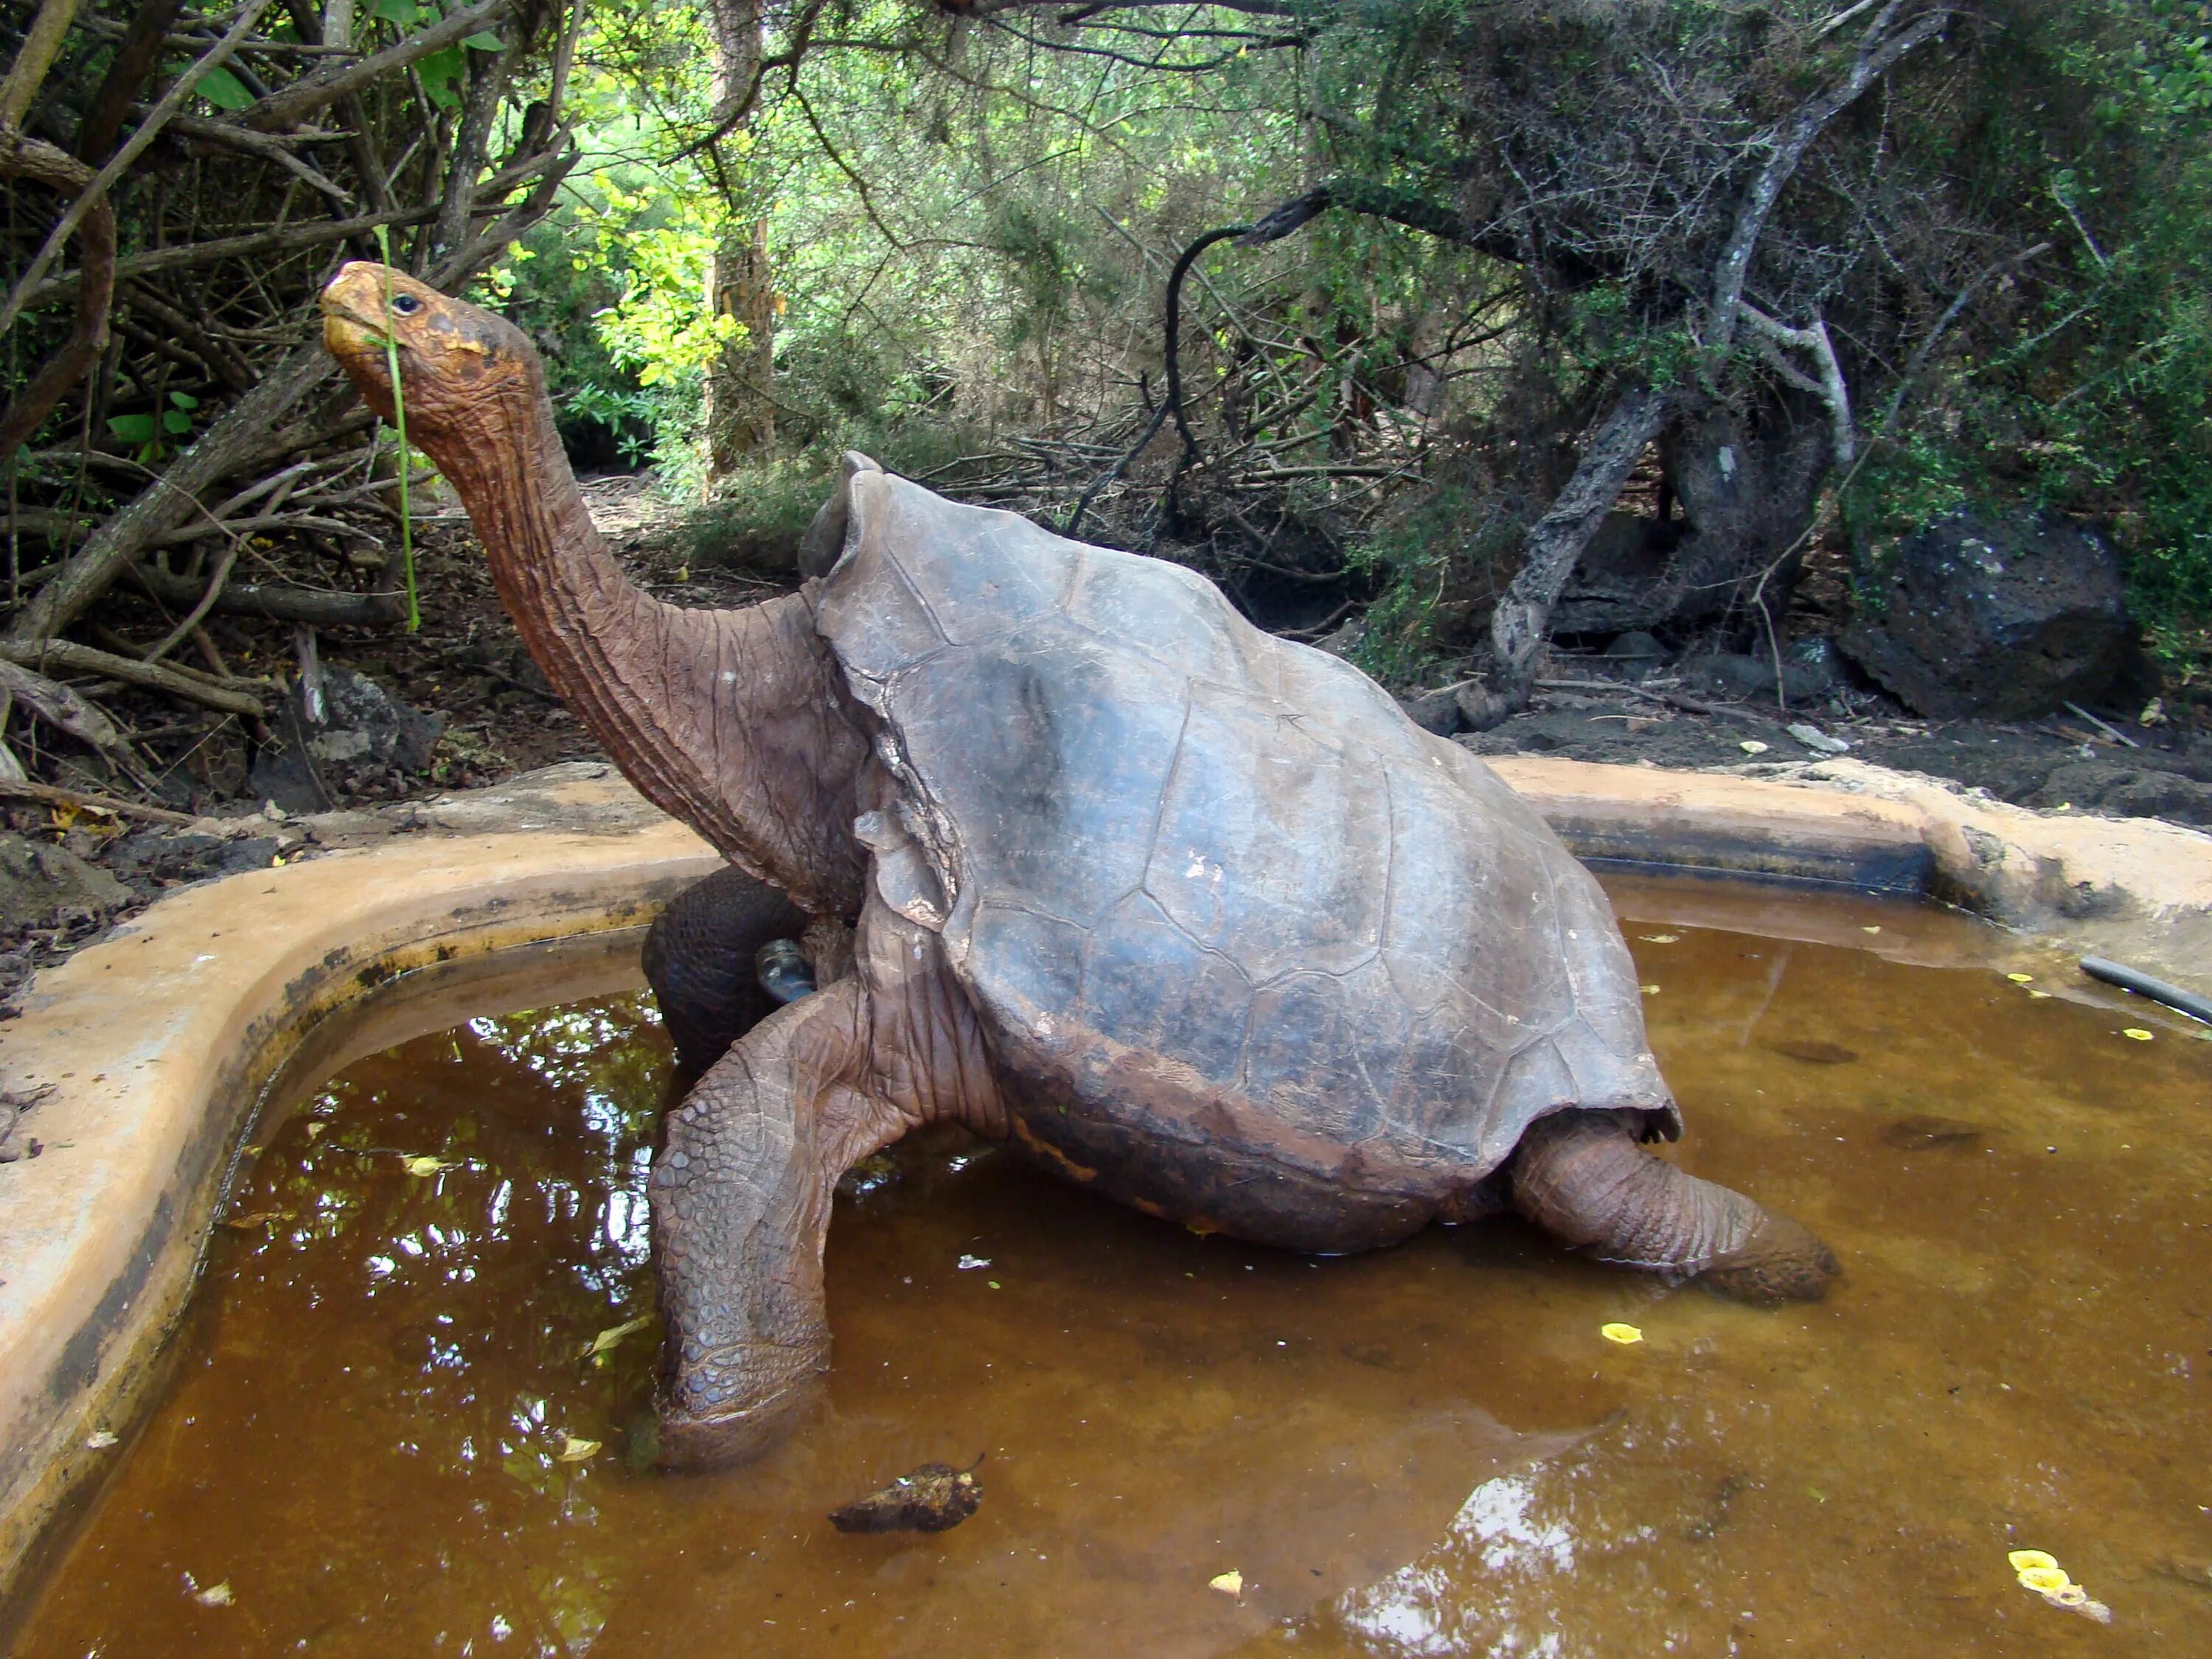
[10,880,2211,1656]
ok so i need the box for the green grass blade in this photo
[372,229,421,633]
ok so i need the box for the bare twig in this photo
[0,0,279,341]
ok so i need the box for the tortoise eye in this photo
[390,293,422,316]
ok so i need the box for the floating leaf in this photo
[1861,925,1882,934]
[193,1581,234,1607]
[2028,990,2052,1000]
[557,1435,600,1463]
[403,1155,454,1176]
[1640,933,1679,944]
[1600,1322,1644,1345]
[956,1253,991,1270]
[2017,1565,2070,1595]
[305,1122,327,1140]
[1209,1570,1244,1597]
[2121,1029,2154,1042]
[84,1429,118,1450]
[2006,973,2035,984]
[2008,1550,2059,1573]
[580,1315,652,1362]
[1739,740,1770,755]
[987,1280,1002,1290]
[1640,984,1660,995]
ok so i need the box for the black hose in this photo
[2079,956,2212,1026]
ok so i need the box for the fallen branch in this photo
[0,775,196,827]
[0,639,265,715]
[133,564,408,627]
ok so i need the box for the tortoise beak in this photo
[320,264,400,411]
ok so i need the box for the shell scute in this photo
[1077,892,1254,1085]
[1239,962,1413,1146]
[1144,684,1389,983]
[886,624,1189,928]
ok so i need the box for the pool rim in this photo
[0,754,2205,1608]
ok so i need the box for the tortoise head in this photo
[320,262,538,462]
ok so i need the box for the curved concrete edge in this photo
[1485,755,2212,998]
[0,753,2206,1600]
[0,779,720,1600]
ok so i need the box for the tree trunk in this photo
[1480,386,1671,717]
[703,0,774,476]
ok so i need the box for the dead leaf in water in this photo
[830,1457,984,1534]
[1639,933,1679,945]
[1209,1570,1245,1598]
[403,1155,456,1176]
[192,1582,233,1607]
[1600,1323,1644,1345]
[220,1209,293,1230]
[1879,1115,1983,1152]
[84,1430,117,1450]
[1769,1040,1859,1065]
[557,1435,600,1463]
[580,1315,652,1363]
[2121,1029,2154,1042]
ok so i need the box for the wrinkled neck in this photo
[421,377,869,915]
[430,382,710,835]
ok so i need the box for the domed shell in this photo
[813,457,1678,1249]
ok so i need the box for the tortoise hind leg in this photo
[651,976,909,1468]
[641,864,809,1075]
[1509,1110,1840,1305]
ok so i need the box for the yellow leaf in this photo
[557,1434,600,1463]
[2008,1550,2058,1573]
[1640,933,1679,944]
[194,1582,234,1607]
[2006,973,2034,984]
[2121,1029,2154,1042]
[579,1315,652,1362]
[2017,1565,2070,1595]
[1861,925,1882,934]
[305,1122,327,1140]
[2028,990,2052,1000]
[403,1155,453,1176]
[1600,1322,1644,1345]
[1208,1570,1242,1597]
[1640,984,1660,995]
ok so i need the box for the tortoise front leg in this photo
[650,977,910,1469]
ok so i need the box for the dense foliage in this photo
[2,0,2208,800]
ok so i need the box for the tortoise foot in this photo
[1699,1211,1840,1307]
[655,1343,825,1471]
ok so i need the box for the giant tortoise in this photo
[321,264,1838,1467]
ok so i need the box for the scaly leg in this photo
[650,977,906,1467]
[1511,1110,1840,1305]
